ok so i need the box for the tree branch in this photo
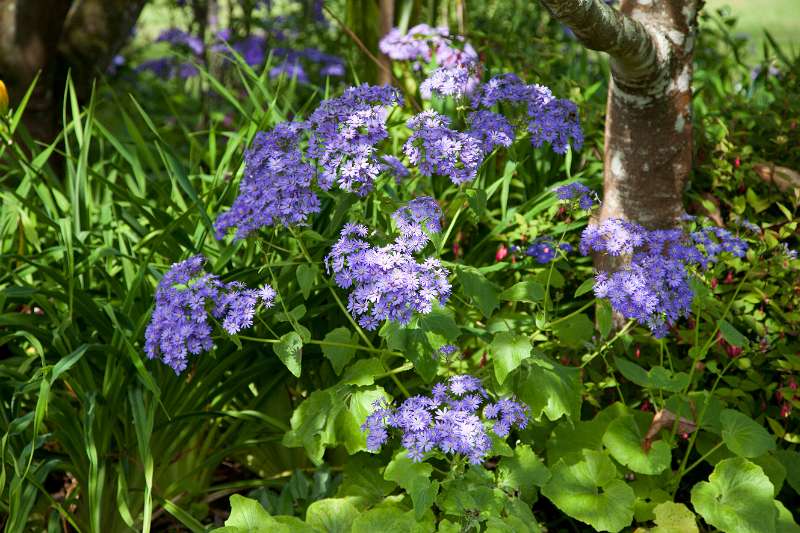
[538,0,660,88]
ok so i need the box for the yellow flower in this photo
[0,80,8,114]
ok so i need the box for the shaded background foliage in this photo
[0,0,799,531]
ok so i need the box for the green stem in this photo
[580,320,634,368]
[681,441,724,478]
[543,229,568,324]
[438,205,464,257]
[680,270,749,396]
[671,358,735,495]
[548,299,594,328]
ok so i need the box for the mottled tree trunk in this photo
[0,0,145,141]
[0,0,72,141]
[539,0,701,228]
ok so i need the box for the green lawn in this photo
[705,0,800,59]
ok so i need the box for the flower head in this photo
[307,84,403,195]
[145,255,276,373]
[554,182,596,210]
[404,110,484,185]
[362,374,528,464]
[580,219,748,337]
[214,122,319,240]
[326,200,451,330]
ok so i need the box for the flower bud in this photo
[0,80,8,114]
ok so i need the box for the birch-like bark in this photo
[539,0,701,228]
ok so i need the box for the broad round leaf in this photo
[305,498,359,533]
[351,506,429,533]
[691,457,777,533]
[491,332,532,384]
[649,502,698,533]
[274,331,303,377]
[321,327,356,375]
[602,415,671,475]
[721,409,775,458]
[542,450,635,532]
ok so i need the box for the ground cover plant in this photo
[1,0,799,531]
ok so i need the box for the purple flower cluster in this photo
[735,217,761,234]
[380,155,410,183]
[438,344,459,357]
[157,28,204,56]
[379,24,480,99]
[420,65,478,99]
[378,24,451,64]
[471,73,583,154]
[145,255,276,373]
[467,110,515,152]
[214,122,319,240]
[404,111,484,185]
[308,84,403,195]
[392,196,443,252]
[581,219,748,337]
[216,84,403,239]
[362,374,528,463]
[526,240,572,264]
[325,199,451,330]
[270,47,346,82]
[138,28,204,80]
[554,182,596,210]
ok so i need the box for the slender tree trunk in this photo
[539,0,701,228]
[378,0,395,85]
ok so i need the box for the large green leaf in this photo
[437,468,506,521]
[774,449,800,496]
[550,313,593,347]
[497,444,550,500]
[274,331,303,377]
[336,387,390,454]
[418,306,461,341]
[513,355,581,422]
[351,506,429,533]
[321,327,356,375]
[491,332,532,384]
[720,409,775,458]
[542,450,634,532]
[305,498,359,533]
[613,356,690,392]
[719,319,748,347]
[217,495,281,533]
[336,453,397,507]
[775,501,800,532]
[284,383,387,462]
[384,453,439,520]
[647,502,698,533]
[296,263,318,299]
[456,267,499,318]
[602,414,671,475]
[691,457,777,533]
[500,281,544,302]
[380,322,438,382]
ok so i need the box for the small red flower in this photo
[723,271,735,284]
[495,244,508,262]
[710,277,718,289]
[726,344,742,358]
